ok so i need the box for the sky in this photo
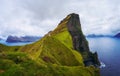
[0,0,120,38]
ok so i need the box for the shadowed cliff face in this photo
[67,13,90,53]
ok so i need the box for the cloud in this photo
[0,0,120,38]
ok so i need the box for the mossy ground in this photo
[0,52,99,76]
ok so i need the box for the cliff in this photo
[0,13,100,76]
[67,14,90,52]
[51,13,100,66]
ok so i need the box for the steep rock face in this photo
[67,13,90,52]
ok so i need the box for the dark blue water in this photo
[87,37,120,76]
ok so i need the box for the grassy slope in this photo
[0,15,99,76]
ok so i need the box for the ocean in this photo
[87,37,120,76]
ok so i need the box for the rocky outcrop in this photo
[66,13,100,66]
[6,35,41,43]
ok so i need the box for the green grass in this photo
[39,36,83,66]
[0,51,99,76]
[0,44,21,52]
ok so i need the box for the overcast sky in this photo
[0,0,120,38]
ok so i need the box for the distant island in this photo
[114,33,120,38]
[87,34,112,38]
[6,35,41,43]
[0,38,2,40]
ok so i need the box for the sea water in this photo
[0,40,33,46]
[87,37,120,76]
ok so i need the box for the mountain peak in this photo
[50,13,80,35]
[66,13,89,52]
[68,13,79,16]
[50,13,90,53]
[59,13,79,25]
